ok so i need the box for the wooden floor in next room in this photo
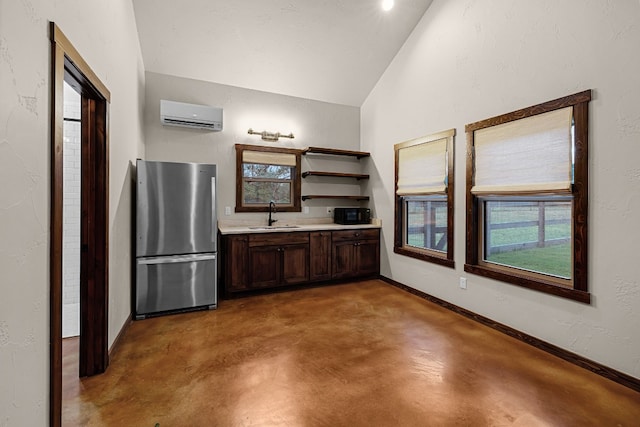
[62,279,640,426]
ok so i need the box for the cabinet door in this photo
[309,231,332,281]
[248,245,280,288]
[332,240,357,279]
[281,244,309,285]
[226,235,249,292]
[356,240,380,276]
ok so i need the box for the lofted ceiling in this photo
[132,0,433,107]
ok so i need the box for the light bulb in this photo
[382,0,394,11]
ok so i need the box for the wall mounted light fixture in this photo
[247,128,295,142]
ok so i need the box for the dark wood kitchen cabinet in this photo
[225,234,249,292]
[332,229,380,279]
[222,227,379,296]
[309,231,332,282]
[247,232,309,289]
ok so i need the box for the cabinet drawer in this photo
[249,232,310,247]
[332,229,379,242]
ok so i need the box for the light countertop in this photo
[218,220,380,235]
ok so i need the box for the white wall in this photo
[144,72,362,224]
[362,0,640,378]
[0,0,145,424]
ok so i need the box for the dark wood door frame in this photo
[50,22,111,427]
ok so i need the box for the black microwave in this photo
[334,208,371,225]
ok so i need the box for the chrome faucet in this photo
[268,200,278,226]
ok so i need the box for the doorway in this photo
[62,80,81,340]
[50,23,111,427]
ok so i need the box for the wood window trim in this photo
[393,129,455,269]
[464,90,591,304]
[235,144,302,212]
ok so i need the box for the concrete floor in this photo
[62,280,640,426]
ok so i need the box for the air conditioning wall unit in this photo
[160,100,223,131]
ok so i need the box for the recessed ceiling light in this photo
[382,0,394,11]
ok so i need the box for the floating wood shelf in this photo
[302,171,370,180]
[302,147,370,203]
[303,147,370,159]
[302,195,370,201]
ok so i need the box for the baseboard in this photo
[108,313,132,359]
[380,275,640,393]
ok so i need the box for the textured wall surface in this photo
[0,0,145,424]
[144,72,362,223]
[362,0,640,378]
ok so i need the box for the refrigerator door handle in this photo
[138,253,217,265]
[211,176,216,243]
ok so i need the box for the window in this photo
[235,144,302,212]
[465,90,591,303]
[394,129,455,268]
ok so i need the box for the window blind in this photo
[243,150,296,167]
[396,137,448,195]
[472,106,573,194]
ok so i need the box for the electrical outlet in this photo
[224,206,231,216]
[303,206,309,214]
[459,277,467,290]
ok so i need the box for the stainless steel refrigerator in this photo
[135,159,217,319]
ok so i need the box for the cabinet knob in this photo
[355,232,360,237]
